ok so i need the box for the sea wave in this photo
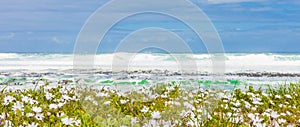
[0,53,299,73]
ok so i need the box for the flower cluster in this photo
[1,79,300,127]
[0,80,91,127]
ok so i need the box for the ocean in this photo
[0,53,300,90]
[1,53,300,72]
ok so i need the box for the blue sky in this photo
[0,0,299,53]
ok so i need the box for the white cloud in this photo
[206,0,261,4]
[52,36,71,44]
[52,36,62,44]
[0,33,15,39]
[249,7,275,12]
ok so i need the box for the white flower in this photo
[271,119,280,127]
[162,120,172,127]
[180,110,189,117]
[285,94,292,99]
[21,96,30,103]
[223,99,229,103]
[227,112,232,117]
[161,94,168,98]
[141,106,149,113]
[4,120,12,127]
[49,104,58,109]
[103,101,110,105]
[183,102,195,110]
[92,101,98,105]
[275,95,281,99]
[32,106,42,113]
[197,108,204,113]
[280,113,286,116]
[233,101,241,107]
[244,101,251,108]
[254,122,266,127]
[183,97,188,101]
[186,120,195,126]
[35,113,44,121]
[131,117,138,125]
[0,112,6,119]
[262,112,270,117]
[57,102,65,108]
[164,101,173,106]
[96,92,108,97]
[84,96,93,101]
[61,117,74,126]
[230,116,244,124]
[26,113,34,117]
[166,86,175,91]
[45,92,54,100]
[62,95,71,101]
[116,92,125,97]
[270,111,279,119]
[252,116,264,127]
[151,111,161,119]
[120,99,128,104]
[71,95,78,101]
[248,113,255,119]
[26,122,38,127]
[262,93,268,97]
[278,118,286,124]
[3,96,15,105]
[252,98,263,105]
[286,111,291,116]
[12,101,24,112]
[28,99,38,105]
[59,88,68,94]
[144,119,159,127]
[174,101,181,106]
[265,109,272,112]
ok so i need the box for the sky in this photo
[0,0,299,53]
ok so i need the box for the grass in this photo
[0,79,300,126]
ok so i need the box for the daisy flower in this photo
[3,96,15,106]
[151,111,161,119]
[61,117,74,126]
[270,111,279,119]
[141,106,149,113]
[35,113,44,121]
[45,92,54,100]
[49,104,58,109]
[26,122,38,127]
[12,101,24,112]
[120,99,128,104]
[32,106,42,113]
[21,96,30,103]
[26,113,34,117]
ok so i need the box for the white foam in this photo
[0,53,299,73]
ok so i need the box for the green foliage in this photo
[1,80,300,126]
